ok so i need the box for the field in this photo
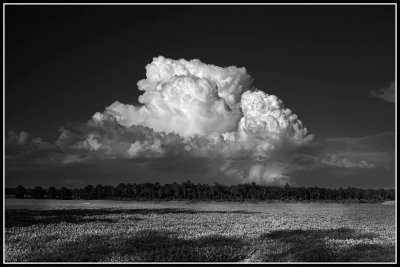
[4,199,396,262]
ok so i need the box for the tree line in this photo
[5,181,395,202]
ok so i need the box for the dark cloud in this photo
[370,81,395,103]
[5,128,395,188]
[324,132,395,169]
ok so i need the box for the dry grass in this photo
[4,199,396,262]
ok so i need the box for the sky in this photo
[5,4,396,189]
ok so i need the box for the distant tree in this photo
[94,185,105,199]
[213,183,220,199]
[387,189,395,200]
[15,185,26,199]
[83,185,94,200]
[284,183,291,200]
[31,186,46,199]
[172,182,180,200]
[154,182,162,199]
[5,187,16,196]
[16,182,395,203]
[163,184,172,200]
[104,185,116,199]
[143,183,154,199]
[71,188,82,200]
[116,183,126,199]
[59,187,72,199]
[132,183,139,199]
[125,183,133,199]
[47,186,58,199]
[378,188,387,200]
[347,186,355,200]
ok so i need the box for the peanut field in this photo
[4,199,396,262]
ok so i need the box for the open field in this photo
[4,199,396,262]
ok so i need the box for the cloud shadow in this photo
[22,229,251,262]
[5,208,258,227]
[256,228,394,262]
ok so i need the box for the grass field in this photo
[4,199,396,262]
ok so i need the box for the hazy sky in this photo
[5,5,396,188]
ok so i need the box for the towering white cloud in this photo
[84,56,313,184]
[98,56,252,137]
[7,56,314,185]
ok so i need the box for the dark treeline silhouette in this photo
[6,181,395,202]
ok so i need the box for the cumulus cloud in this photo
[5,130,54,158]
[6,56,315,185]
[54,120,187,163]
[98,56,252,137]
[321,154,375,169]
[320,132,395,170]
[327,132,395,151]
[370,81,395,103]
[90,56,313,184]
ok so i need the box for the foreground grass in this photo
[5,200,396,262]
